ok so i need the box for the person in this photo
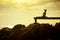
[43,9,47,17]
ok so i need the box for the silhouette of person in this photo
[43,9,47,17]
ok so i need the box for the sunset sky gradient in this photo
[0,0,60,28]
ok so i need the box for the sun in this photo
[12,0,30,3]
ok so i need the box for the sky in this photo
[0,0,60,28]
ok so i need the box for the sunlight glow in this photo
[12,0,30,3]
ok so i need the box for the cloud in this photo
[52,0,60,1]
[23,0,60,11]
[24,0,60,6]
[23,0,51,6]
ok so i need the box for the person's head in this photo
[44,9,47,12]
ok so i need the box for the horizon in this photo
[0,22,60,29]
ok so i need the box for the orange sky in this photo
[0,0,60,28]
